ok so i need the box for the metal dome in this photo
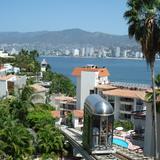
[84,94,114,116]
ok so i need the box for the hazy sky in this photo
[0,0,128,35]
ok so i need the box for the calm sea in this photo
[38,56,160,85]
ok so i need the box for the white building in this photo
[0,75,27,99]
[72,65,110,109]
[122,50,129,58]
[115,47,120,57]
[96,85,146,121]
[41,59,48,72]
[0,49,9,57]
[0,66,7,76]
[10,48,18,55]
[30,83,49,104]
[73,49,80,56]
[81,48,85,57]
[72,110,83,129]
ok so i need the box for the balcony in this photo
[132,110,146,120]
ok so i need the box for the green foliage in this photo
[124,0,160,65]
[66,112,72,127]
[42,70,54,81]
[50,72,76,96]
[42,69,76,96]
[27,110,55,130]
[13,49,40,75]
[26,77,35,85]
[0,118,34,159]
[155,74,160,88]
[21,86,34,101]
[34,103,54,110]
[37,124,64,155]
[114,120,133,131]
[0,86,64,159]
[145,73,160,113]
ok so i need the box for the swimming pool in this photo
[113,138,128,148]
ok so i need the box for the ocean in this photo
[38,56,160,85]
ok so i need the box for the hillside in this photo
[0,29,137,48]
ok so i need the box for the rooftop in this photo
[51,110,61,118]
[72,66,110,77]
[0,66,6,71]
[31,83,48,93]
[0,74,16,81]
[54,96,76,103]
[41,58,48,65]
[103,88,146,100]
[72,110,84,118]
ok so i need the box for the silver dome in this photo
[84,94,114,116]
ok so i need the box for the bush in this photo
[114,120,133,131]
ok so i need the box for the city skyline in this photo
[0,0,128,35]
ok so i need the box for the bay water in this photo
[39,56,160,85]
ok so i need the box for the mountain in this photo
[0,29,137,48]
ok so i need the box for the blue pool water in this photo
[113,138,128,148]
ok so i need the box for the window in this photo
[120,104,132,112]
[120,113,131,120]
[79,118,83,124]
[90,89,94,94]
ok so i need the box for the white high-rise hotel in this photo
[115,47,120,57]
[72,65,109,109]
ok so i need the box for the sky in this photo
[0,0,128,35]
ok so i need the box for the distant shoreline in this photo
[40,55,160,61]
[40,55,143,60]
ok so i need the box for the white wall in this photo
[144,103,160,158]
[79,71,97,109]
[72,117,83,128]
[144,103,155,157]
[76,76,81,109]
[0,81,7,99]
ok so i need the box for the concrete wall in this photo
[144,102,154,156]
[0,81,7,99]
[80,71,97,109]
[114,97,120,120]
[76,76,81,109]
[31,92,46,104]
[143,102,160,158]
[72,117,83,128]
[14,76,27,89]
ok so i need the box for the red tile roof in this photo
[72,67,110,77]
[0,75,16,81]
[72,110,84,118]
[103,88,146,100]
[0,66,5,70]
[51,111,61,118]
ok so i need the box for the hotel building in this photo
[72,64,110,110]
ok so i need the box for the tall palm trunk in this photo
[150,62,159,159]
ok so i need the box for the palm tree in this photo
[146,74,160,113]
[37,124,64,157]
[124,0,160,159]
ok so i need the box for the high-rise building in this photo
[73,49,79,56]
[115,47,120,57]
[72,65,110,109]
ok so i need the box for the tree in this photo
[13,49,41,76]
[10,86,34,124]
[124,1,160,158]
[50,73,76,96]
[0,120,34,159]
[146,73,160,113]
[37,124,64,157]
